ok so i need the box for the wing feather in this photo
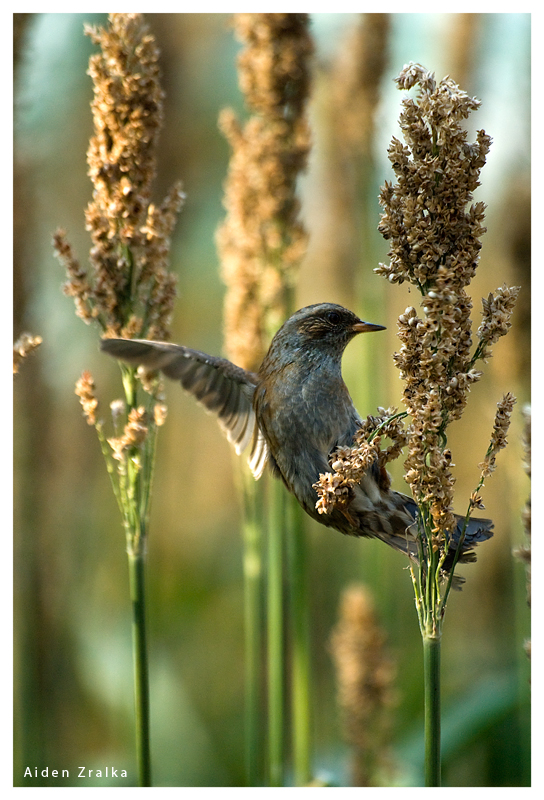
[100,337,268,477]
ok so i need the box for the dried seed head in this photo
[108,405,149,461]
[477,284,521,360]
[313,409,408,515]
[376,63,519,542]
[217,14,313,371]
[75,370,99,426]
[478,392,516,478]
[55,14,182,341]
[110,398,125,428]
[13,333,42,374]
[153,403,168,427]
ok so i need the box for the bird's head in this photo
[262,303,385,370]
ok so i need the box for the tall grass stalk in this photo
[422,634,441,786]
[216,13,313,785]
[128,544,152,786]
[319,63,519,786]
[374,63,519,786]
[53,14,183,786]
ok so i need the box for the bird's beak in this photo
[352,320,386,333]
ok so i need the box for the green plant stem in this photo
[287,496,311,785]
[121,364,137,408]
[241,469,263,786]
[127,541,152,787]
[119,368,153,786]
[267,476,285,787]
[423,632,441,787]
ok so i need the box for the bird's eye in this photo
[327,311,342,325]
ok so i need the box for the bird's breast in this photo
[254,365,358,511]
[258,366,351,447]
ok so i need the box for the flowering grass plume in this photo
[318,64,519,599]
[54,12,183,520]
[215,14,314,786]
[217,13,313,371]
[360,62,520,785]
[376,64,518,582]
[53,14,183,786]
[55,13,184,342]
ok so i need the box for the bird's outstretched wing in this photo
[100,338,269,478]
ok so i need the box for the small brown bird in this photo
[101,303,492,570]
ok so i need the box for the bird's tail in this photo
[442,511,494,571]
[374,493,493,585]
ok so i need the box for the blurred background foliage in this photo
[14,12,530,787]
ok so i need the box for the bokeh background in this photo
[14,13,530,787]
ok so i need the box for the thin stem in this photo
[127,543,152,787]
[418,509,442,787]
[121,366,153,787]
[140,420,158,526]
[95,422,123,512]
[121,365,137,409]
[241,468,264,786]
[287,496,312,786]
[267,476,285,787]
[423,633,441,787]
[410,564,424,633]
[367,411,408,442]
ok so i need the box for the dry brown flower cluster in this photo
[75,370,99,426]
[108,406,149,463]
[314,409,407,516]
[372,63,519,538]
[58,14,182,490]
[13,332,42,374]
[76,368,167,470]
[153,401,168,427]
[478,392,517,479]
[54,13,184,342]
[330,585,395,786]
[317,64,519,559]
[476,285,520,360]
[217,13,313,371]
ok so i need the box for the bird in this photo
[100,302,493,572]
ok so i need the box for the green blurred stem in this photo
[127,540,152,787]
[267,477,285,787]
[121,367,153,787]
[287,496,311,785]
[241,470,263,786]
[423,632,441,787]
